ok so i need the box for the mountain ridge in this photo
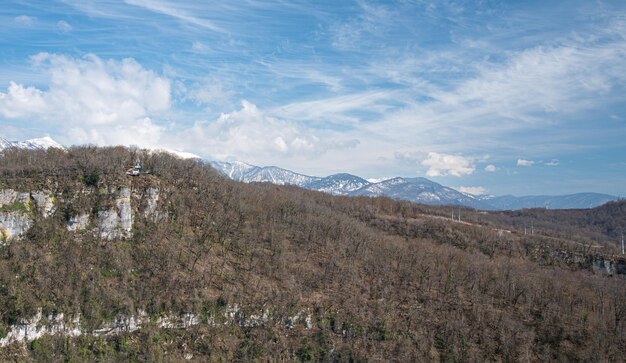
[1,136,617,210]
[210,160,617,210]
[0,136,65,151]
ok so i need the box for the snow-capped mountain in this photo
[209,161,259,180]
[0,136,65,151]
[210,161,618,210]
[209,161,319,187]
[350,177,493,209]
[210,161,491,206]
[209,161,370,196]
[245,166,318,186]
[1,136,202,160]
[2,140,617,211]
[306,173,370,195]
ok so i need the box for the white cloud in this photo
[175,100,358,163]
[191,41,209,53]
[14,15,35,26]
[517,159,534,167]
[421,152,475,177]
[545,159,559,166]
[182,81,234,109]
[57,20,73,33]
[0,53,171,148]
[456,186,487,196]
[0,82,47,117]
[484,164,497,172]
[273,136,288,152]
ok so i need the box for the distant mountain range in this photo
[478,193,618,210]
[0,136,617,210]
[0,136,65,151]
[208,161,618,210]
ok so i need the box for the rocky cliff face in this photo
[0,185,162,243]
[97,187,134,239]
[0,305,313,347]
[0,189,39,241]
[0,211,32,241]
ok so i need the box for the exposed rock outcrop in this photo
[591,256,626,275]
[0,190,31,241]
[31,191,55,217]
[0,305,312,347]
[0,186,158,241]
[66,214,90,232]
[0,189,30,206]
[0,211,32,242]
[97,187,133,240]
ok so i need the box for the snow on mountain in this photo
[350,177,493,209]
[0,137,12,150]
[0,137,200,160]
[245,166,319,186]
[0,136,65,151]
[210,162,369,195]
[208,161,319,187]
[2,141,610,210]
[305,173,370,195]
[210,161,619,210]
[209,161,259,180]
[151,148,201,159]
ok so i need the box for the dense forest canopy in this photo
[0,146,624,361]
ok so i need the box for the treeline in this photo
[482,201,626,245]
[0,147,624,361]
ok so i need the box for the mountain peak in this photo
[0,136,65,151]
[379,177,408,184]
[209,161,617,210]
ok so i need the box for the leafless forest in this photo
[0,147,624,361]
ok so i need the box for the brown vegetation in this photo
[0,147,624,361]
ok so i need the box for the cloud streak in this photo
[124,0,225,33]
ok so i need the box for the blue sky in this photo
[1,0,625,196]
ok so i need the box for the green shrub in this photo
[83,173,100,187]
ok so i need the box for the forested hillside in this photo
[0,147,624,361]
[481,201,626,243]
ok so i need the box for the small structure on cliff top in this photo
[124,160,149,176]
